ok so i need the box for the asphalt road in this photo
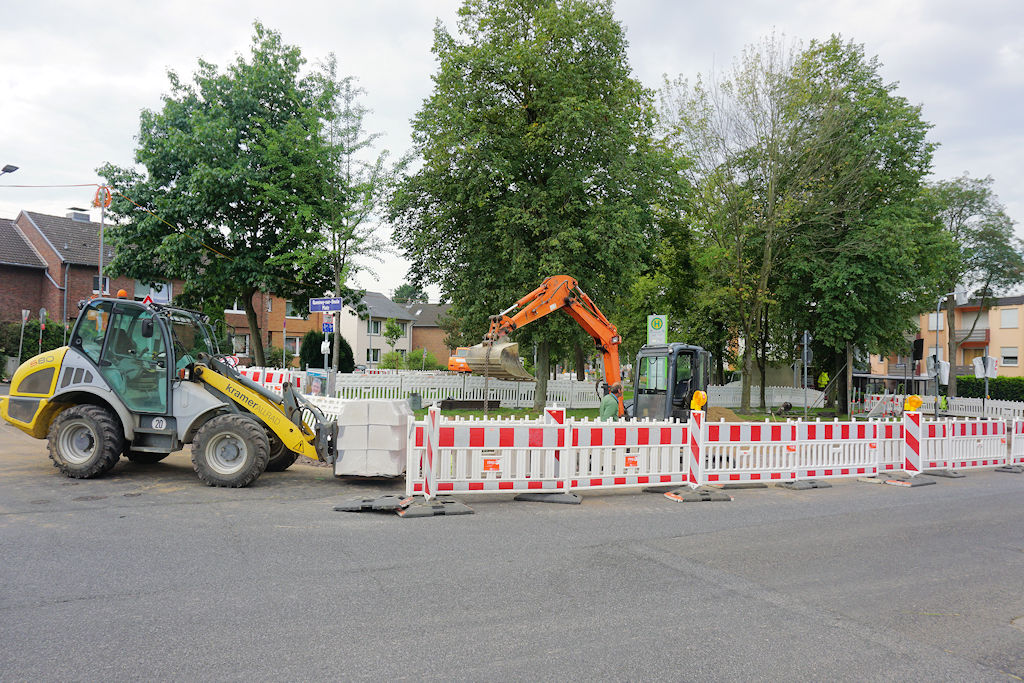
[2,419,1023,681]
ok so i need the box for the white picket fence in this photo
[708,385,825,408]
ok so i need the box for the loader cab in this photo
[632,343,712,421]
[69,299,219,415]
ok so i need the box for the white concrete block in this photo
[338,401,368,425]
[339,425,368,450]
[366,400,413,426]
[334,449,366,476]
[367,424,405,450]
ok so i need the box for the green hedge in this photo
[955,375,1024,401]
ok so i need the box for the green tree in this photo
[389,0,684,409]
[382,318,404,353]
[405,347,442,371]
[774,36,948,412]
[98,23,337,367]
[317,58,393,370]
[927,174,1024,396]
[392,282,428,304]
[298,329,355,372]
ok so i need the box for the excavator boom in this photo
[463,275,623,409]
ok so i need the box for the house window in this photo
[366,348,380,363]
[231,334,250,355]
[366,319,382,335]
[285,336,301,355]
[930,347,944,362]
[266,297,272,312]
[1000,308,1019,329]
[285,300,307,319]
[398,321,408,336]
[226,298,246,314]
[92,276,110,295]
[927,313,944,331]
[1001,346,1018,366]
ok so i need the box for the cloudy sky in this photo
[1,0,1021,298]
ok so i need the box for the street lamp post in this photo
[0,164,18,176]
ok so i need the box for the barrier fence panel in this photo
[404,408,1019,498]
[566,417,689,491]
[1012,420,1024,466]
[937,419,1007,470]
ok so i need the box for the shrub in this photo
[956,375,1024,401]
[297,330,355,373]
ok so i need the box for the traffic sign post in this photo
[38,307,46,356]
[309,297,344,313]
[647,315,667,345]
[18,309,30,364]
[322,322,334,334]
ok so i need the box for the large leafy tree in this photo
[390,0,683,408]
[927,174,1023,396]
[98,23,337,366]
[774,36,949,411]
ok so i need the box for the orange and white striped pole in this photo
[902,395,923,477]
[687,391,708,488]
[423,405,439,500]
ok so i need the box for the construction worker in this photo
[600,382,623,421]
[817,371,829,390]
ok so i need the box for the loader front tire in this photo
[264,430,300,472]
[47,405,124,479]
[191,414,269,487]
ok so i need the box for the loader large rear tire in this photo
[47,405,124,479]
[265,431,299,472]
[191,414,269,487]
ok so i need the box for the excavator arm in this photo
[466,275,623,413]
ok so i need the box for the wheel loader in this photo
[1,295,338,487]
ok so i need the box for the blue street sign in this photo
[310,297,344,312]
[322,322,334,334]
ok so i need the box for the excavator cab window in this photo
[672,352,693,405]
[634,354,669,418]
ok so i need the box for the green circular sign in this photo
[650,317,664,330]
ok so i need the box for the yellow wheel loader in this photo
[1,296,338,487]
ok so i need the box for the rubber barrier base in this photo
[664,488,733,503]
[995,465,1024,474]
[925,468,966,478]
[642,485,680,494]
[777,480,832,490]
[333,494,411,512]
[397,496,474,517]
[514,492,582,505]
[715,482,768,490]
[876,472,937,488]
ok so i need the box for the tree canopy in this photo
[389,0,684,406]
[98,23,341,366]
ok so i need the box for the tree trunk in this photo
[740,343,754,413]
[946,298,957,397]
[243,290,265,367]
[575,342,586,381]
[533,340,550,411]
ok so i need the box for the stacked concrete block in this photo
[334,400,412,477]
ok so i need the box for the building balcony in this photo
[954,328,989,346]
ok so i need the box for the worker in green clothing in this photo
[600,382,623,421]
[817,371,829,390]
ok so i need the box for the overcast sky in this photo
[1,0,1021,299]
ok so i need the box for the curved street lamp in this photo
[0,164,19,175]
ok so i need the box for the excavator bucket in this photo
[462,342,535,382]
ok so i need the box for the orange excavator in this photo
[462,275,624,414]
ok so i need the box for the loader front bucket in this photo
[463,342,535,381]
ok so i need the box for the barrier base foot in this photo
[664,487,733,503]
[995,465,1024,473]
[642,485,680,493]
[334,494,411,512]
[777,480,832,490]
[397,496,474,517]
[714,482,768,490]
[876,472,937,488]
[925,468,966,478]
[514,492,582,505]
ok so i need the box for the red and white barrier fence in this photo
[1012,420,1024,466]
[237,367,304,394]
[405,407,1018,499]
